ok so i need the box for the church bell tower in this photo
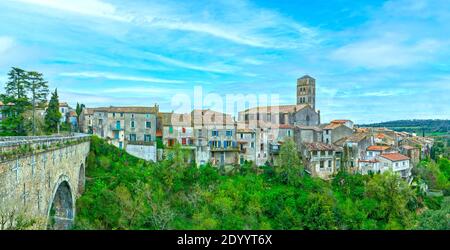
[297,75,316,110]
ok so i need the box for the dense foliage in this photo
[74,137,449,230]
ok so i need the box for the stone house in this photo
[330,119,354,129]
[322,122,353,145]
[400,145,420,166]
[366,145,391,160]
[334,132,373,173]
[236,126,257,165]
[79,108,94,134]
[191,109,238,166]
[301,142,342,180]
[91,105,158,161]
[294,125,323,146]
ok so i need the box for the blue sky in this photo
[0,0,449,124]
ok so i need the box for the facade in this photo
[297,75,316,109]
[366,145,391,160]
[79,108,94,133]
[91,105,158,161]
[378,153,412,179]
[294,125,323,146]
[301,142,342,179]
[322,123,353,145]
[400,145,420,166]
[236,127,257,165]
[59,102,70,123]
[330,119,354,129]
[334,132,374,173]
[192,109,238,166]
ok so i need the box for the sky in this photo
[0,0,449,124]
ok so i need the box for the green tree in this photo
[365,171,415,229]
[25,71,49,135]
[75,102,85,132]
[1,67,31,135]
[417,197,450,230]
[45,88,61,133]
[276,138,303,185]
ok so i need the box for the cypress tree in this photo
[45,88,62,134]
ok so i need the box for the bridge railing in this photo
[0,133,91,161]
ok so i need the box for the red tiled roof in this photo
[324,123,343,130]
[331,119,351,124]
[380,153,410,161]
[367,145,390,151]
[304,142,341,151]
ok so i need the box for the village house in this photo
[236,126,257,165]
[400,145,420,166]
[192,109,238,166]
[334,132,373,173]
[301,142,342,180]
[91,105,159,161]
[322,122,353,145]
[366,145,391,160]
[329,119,354,129]
[378,152,412,180]
[80,108,94,134]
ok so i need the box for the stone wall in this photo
[0,135,90,229]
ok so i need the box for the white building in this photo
[378,153,411,179]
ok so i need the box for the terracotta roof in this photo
[93,106,158,114]
[324,123,343,130]
[241,104,310,114]
[304,142,341,151]
[379,153,410,161]
[331,119,352,124]
[367,145,390,151]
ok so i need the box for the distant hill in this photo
[359,119,450,136]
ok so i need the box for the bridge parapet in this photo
[0,134,91,162]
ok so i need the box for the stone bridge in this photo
[0,134,90,229]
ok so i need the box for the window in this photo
[328,150,332,155]
[116,121,120,129]
[169,126,173,133]
[114,132,119,139]
[212,130,219,136]
[144,134,152,142]
[146,114,151,118]
[98,119,103,125]
[113,112,116,118]
[182,127,186,133]
[260,143,264,151]
[224,141,228,148]
[402,161,405,166]
[226,130,232,137]
[326,130,329,135]
[312,151,318,156]
[120,113,124,117]
[131,114,135,118]
[328,160,332,168]
[320,161,324,168]
[240,133,243,139]
[131,121,135,128]
[251,142,255,148]
[181,138,186,145]
[146,121,151,129]
[129,134,136,141]
[288,130,291,136]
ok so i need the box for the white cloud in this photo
[0,36,15,55]
[146,52,237,73]
[16,0,130,22]
[59,71,184,84]
[15,0,318,49]
[331,37,442,68]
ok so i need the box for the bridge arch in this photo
[47,175,74,230]
[78,163,85,196]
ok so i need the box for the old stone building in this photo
[192,109,238,166]
[301,142,342,180]
[322,122,354,145]
[297,75,316,110]
[91,105,159,161]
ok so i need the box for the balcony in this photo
[126,140,155,146]
[210,147,239,152]
[111,125,124,131]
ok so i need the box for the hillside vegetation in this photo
[74,136,450,230]
[361,119,450,136]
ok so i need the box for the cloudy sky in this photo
[0,0,449,123]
